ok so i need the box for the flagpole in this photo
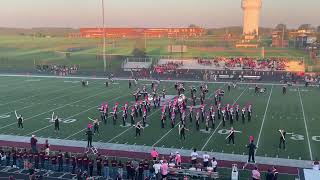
[101,0,106,72]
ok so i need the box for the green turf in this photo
[0,35,316,72]
[0,76,319,163]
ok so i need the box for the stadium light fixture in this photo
[101,0,107,72]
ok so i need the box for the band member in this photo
[217,103,221,120]
[105,80,109,87]
[15,111,23,129]
[282,85,287,94]
[205,115,210,132]
[235,104,240,121]
[247,104,252,122]
[201,104,205,122]
[171,111,175,128]
[229,106,234,125]
[278,129,293,150]
[161,113,166,128]
[122,110,127,126]
[129,80,132,89]
[162,88,166,99]
[226,127,241,145]
[179,124,189,140]
[142,109,147,127]
[54,116,60,132]
[189,106,193,122]
[214,94,218,106]
[255,85,259,94]
[210,109,215,129]
[242,107,246,124]
[135,122,142,137]
[195,110,200,131]
[130,107,135,126]
[99,104,105,122]
[228,83,231,92]
[89,118,100,134]
[221,108,226,127]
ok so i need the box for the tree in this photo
[188,24,199,28]
[298,24,312,30]
[275,24,287,31]
[131,38,146,57]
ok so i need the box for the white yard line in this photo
[107,107,162,143]
[0,81,81,107]
[298,88,313,160]
[28,92,130,137]
[255,85,273,153]
[0,87,112,131]
[152,86,220,147]
[200,86,248,151]
[0,73,307,87]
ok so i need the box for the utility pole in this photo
[101,0,107,72]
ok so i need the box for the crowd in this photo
[35,64,78,76]
[194,57,290,71]
[153,61,183,74]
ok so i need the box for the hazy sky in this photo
[0,0,319,29]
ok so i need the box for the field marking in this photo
[0,74,309,87]
[256,85,273,152]
[152,86,220,147]
[200,86,248,151]
[0,85,116,131]
[106,107,162,143]
[0,80,83,107]
[298,88,313,160]
[32,91,130,138]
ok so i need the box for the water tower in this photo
[242,0,262,36]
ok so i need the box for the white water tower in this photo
[242,0,262,36]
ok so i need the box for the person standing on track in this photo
[247,140,257,163]
[86,128,94,147]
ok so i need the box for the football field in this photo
[0,75,319,163]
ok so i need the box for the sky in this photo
[0,0,319,29]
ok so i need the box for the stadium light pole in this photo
[101,0,107,72]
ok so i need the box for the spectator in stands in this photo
[143,159,149,178]
[44,139,50,155]
[28,162,35,180]
[88,159,94,177]
[252,166,261,180]
[137,160,144,180]
[0,149,4,166]
[272,166,278,180]
[202,152,210,168]
[64,152,70,172]
[153,160,161,180]
[96,154,102,176]
[39,149,45,170]
[110,158,118,179]
[211,157,218,172]
[118,160,124,179]
[71,154,76,174]
[82,153,89,172]
[151,148,159,160]
[5,151,10,166]
[30,135,38,153]
[160,159,169,180]
[51,152,57,171]
[266,169,274,180]
[11,148,17,168]
[103,157,109,179]
[44,150,50,170]
[33,151,39,169]
[126,160,133,179]
[191,148,198,165]
[313,159,320,170]
[175,152,182,168]
[57,150,63,172]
